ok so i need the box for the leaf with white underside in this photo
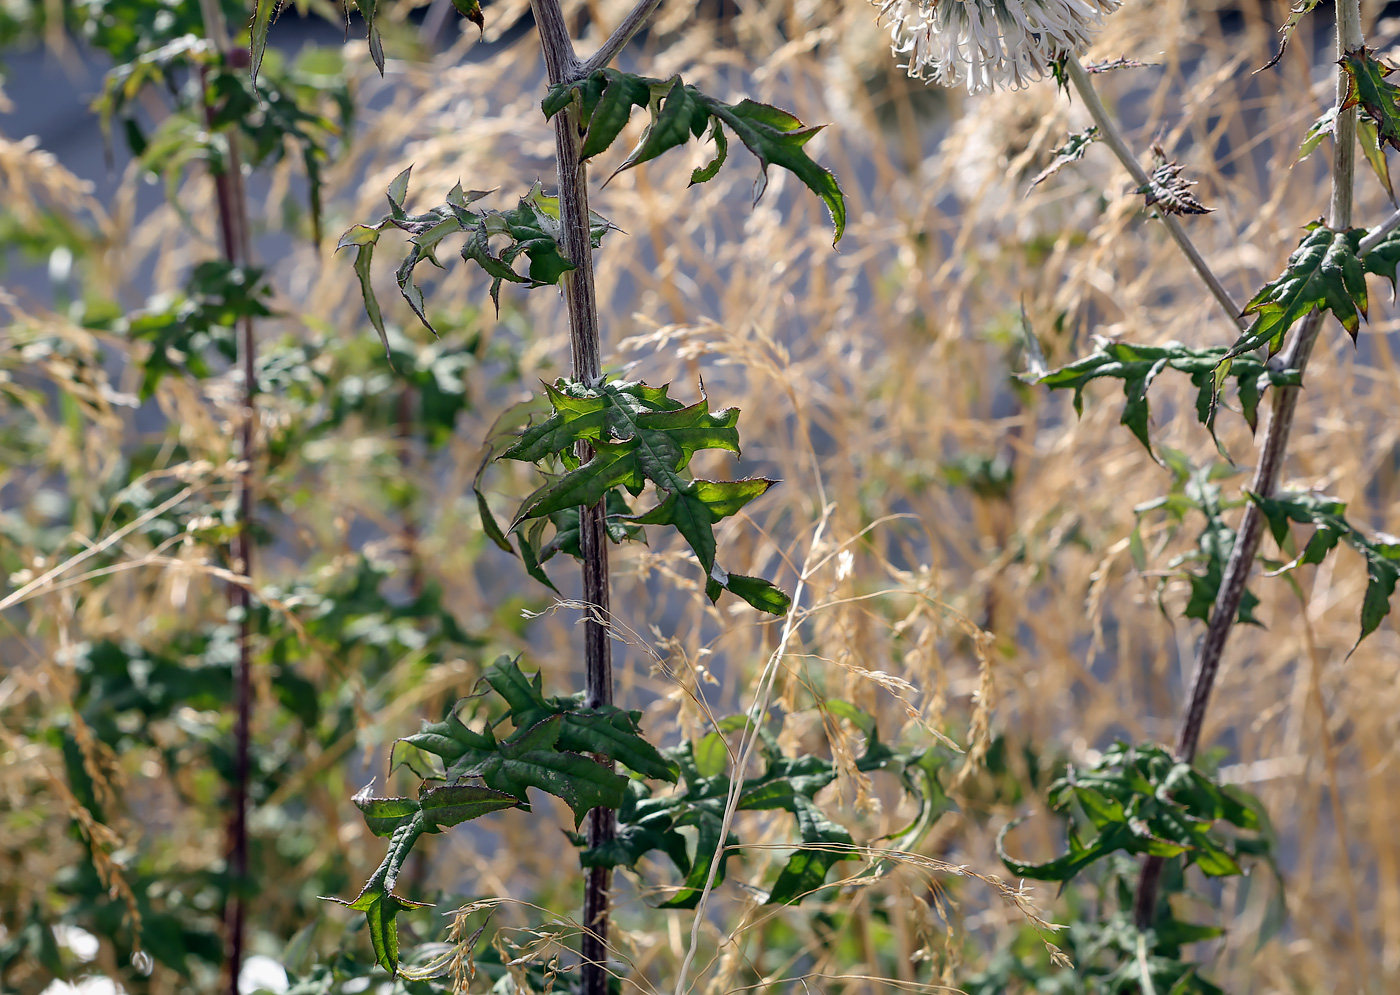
[338,168,614,354]
[1027,126,1099,192]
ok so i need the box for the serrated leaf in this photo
[419,783,519,829]
[450,714,628,825]
[323,817,432,975]
[339,174,614,339]
[999,743,1266,887]
[1340,48,1400,152]
[1027,125,1098,191]
[1247,490,1400,648]
[353,788,419,837]
[616,76,710,174]
[1230,223,1368,356]
[542,70,845,242]
[1259,0,1322,72]
[501,379,787,611]
[249,0,283,82]
[1030,340,1300,458]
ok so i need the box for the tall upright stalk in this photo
[1132,0,1363,929]
[197,0,257,988]
[524,2,663,991]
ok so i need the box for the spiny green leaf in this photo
[1027,125,1099,191]
[576,719,940,908]
[542,70,846,242]
[500,379,786,611]
[999,743,1266,885]
[1230,222,1368,357]
[1340,48,1400,152]
[1029,340,1300,458]
[448,714,628,825]
[323,817,432,975]
[339,174,613,341]
[1247,490,1400,648]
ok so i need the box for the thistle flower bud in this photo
[879,0,1122,93]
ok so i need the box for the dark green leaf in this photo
[1231,223,1368,356]
[1340,48,1400,152]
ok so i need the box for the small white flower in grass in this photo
[878,0,1122,93]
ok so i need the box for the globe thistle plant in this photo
[879,0,1122,93]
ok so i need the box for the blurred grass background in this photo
[2,0,1399,992]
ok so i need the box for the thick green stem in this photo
[1132,0,1363,931]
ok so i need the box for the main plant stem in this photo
[526,2,651,991]
[198,3,256,991]
[1132,0,1363,930]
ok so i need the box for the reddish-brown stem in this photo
[525,1,643,991]
[1132,0,1363,930]
[197,19,257,990]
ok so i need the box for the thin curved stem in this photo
[1063,55,1244,331]
[1131,0,1363,931]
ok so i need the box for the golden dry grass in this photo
[3,0,1400,992]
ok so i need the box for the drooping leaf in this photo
[1229,222,1368,357]
[542,69,846,242]
[249,0,282,82]
[1259,0,1321,72]
[1248,490,1400,648]
[323,818,433,975]
[338,174,615,344]
[499,379,789,612]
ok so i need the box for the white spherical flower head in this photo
[879,0,1122,93]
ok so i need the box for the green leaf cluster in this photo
[575,705,945,908]
[491,378,790,614]
[338,169,614,354]
[1229,222,1369,357]
[998,742,1265,883]
[1028,339,1300,458]
[1250,490,1400,647]
[542,68,846,243]
[116,262,270,399]
[1133,454,1261,627]
[95,34,349,245]
[333,657,677,975]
